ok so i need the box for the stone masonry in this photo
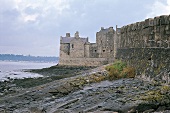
[59,27,116,66]
[59,14,170,83]
[116,15,170,83]
[119,15,170,48]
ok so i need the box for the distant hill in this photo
[0,54,58,63]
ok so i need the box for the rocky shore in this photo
[0,65,170,113]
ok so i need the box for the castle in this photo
[59,14,170,83]
[59,27,120,66]
[59,15,170,66]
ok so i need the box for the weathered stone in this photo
[59,27,115,66]
[116,48,170,84]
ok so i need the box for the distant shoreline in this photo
[0,60,58,63]
[0,54,58,63]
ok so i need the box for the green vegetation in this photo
[29,65,94,76]
[11,65,95,88]
[105,60,127,73]
[138,85,170,106]
[5,61,136,89]
[12,75,73,88]
[1,61,136,96]
[105,60,135,80]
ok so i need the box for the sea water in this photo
[0,61,57,81]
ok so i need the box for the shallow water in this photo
[0,61,57,81]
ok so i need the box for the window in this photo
[103,50,105,52]
[72,44,74,48]
[95,50,97,52]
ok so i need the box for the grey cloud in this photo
[0,8,20,31]
[2,8,20,20]
[0,0,168,56]
[24,6,41,15]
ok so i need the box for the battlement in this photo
[119,15,170,48]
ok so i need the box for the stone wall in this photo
[96,27,115,58]
[59,15,169,79]
[70,38,85,58]
[89,43,98,58]
[119,15,170,48]
[116,15,170,83]
[116,48,170,83]
[59,27,116,66]
[84,43,90,57]
[59,44,70,58]
[59,58,109,66]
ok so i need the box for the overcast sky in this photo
[0,0,170,56]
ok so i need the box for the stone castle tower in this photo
[59,27,118,66]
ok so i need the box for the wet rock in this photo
[51,109,74,113]
[29,107,44,113]
[0,109,5,113]
[49,83,74,95]
[115,90,123,94]
[134,103,158,112]
[156,106,167,112]
[0,68,170,113]
[88,111,117,113]
[143,109,155,113]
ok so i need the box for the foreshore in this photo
[0,65,170,113]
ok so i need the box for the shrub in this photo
[106,60,126,73]
[107,66,120,80]
[121,67,136,78]
[105,60,135,80]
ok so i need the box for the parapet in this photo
[119,14,170,48]
[98,26,115,33]
[121,14,170,32]
[66,33,70,37]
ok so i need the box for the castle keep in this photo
[59,27,117,66]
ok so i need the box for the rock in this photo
[0,93,4,96]
[51,109,73,113]
[143,109,155,113]
[49,83,75,95]
[156,106,167,112]
[115,90,123,94]
[135,103,158,112]
[29,107,44,113]
[88,111,117,113]
[1,70,170,113]
[0,107,6,112]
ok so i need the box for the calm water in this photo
[0,61,57,81]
